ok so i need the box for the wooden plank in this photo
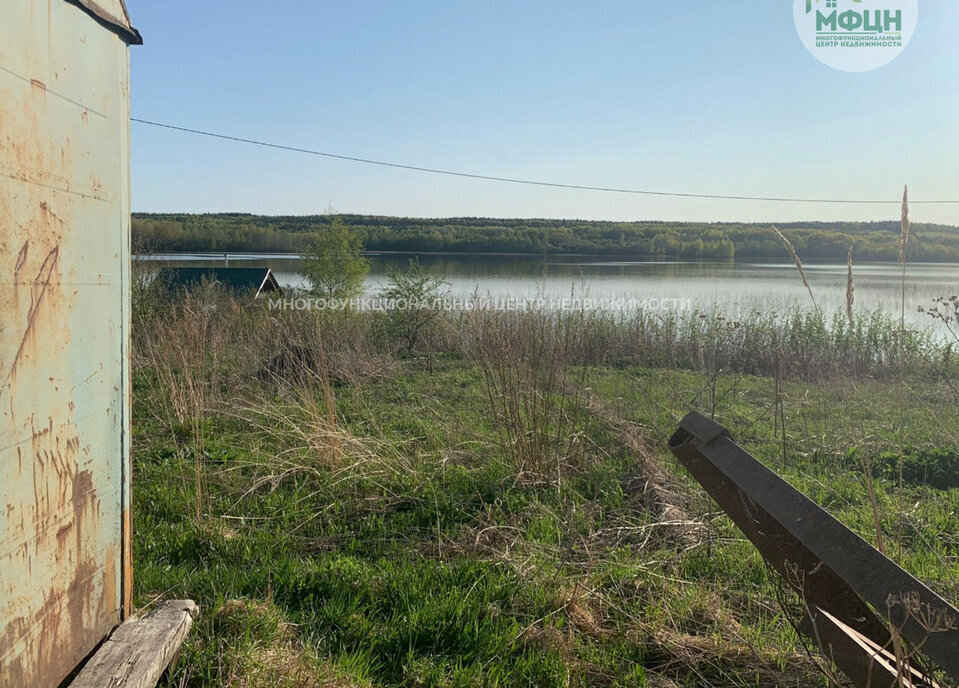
[70,600,198,688]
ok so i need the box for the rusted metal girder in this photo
[668,412,959,688]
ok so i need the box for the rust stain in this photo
[8,246,59,380]
[71,470,96,559]
[0,558,110,688]
[14,240,29,275]
[55,521,74,555]
[3,419,108,687]
[39,201,64,226]
[104,547,118,618]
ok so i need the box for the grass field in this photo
[131,289,959,687]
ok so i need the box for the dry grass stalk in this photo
[772,226,819,315]
[137,288,234,522]
[899,185,911,266]
[582,395,702,546]
[846,245,855,330]
[229,392,412,504]
[898,185,912,352]
[897,185,910,559]
[214,598,372,688]
[638,627,824,687]
[860,453,887,555]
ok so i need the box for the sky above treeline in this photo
[128,1,959,225]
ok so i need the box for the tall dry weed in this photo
[846,245,855,330]
[465,301,592,485]
[896,185,911,558]
[137,285,235,520]
[772,226,820,317]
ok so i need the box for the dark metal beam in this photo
[668,412,959,687]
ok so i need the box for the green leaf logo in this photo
[806,0,862,14]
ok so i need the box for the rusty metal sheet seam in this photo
[117,44,135,620]
[0,501,106,553]
[0,412,103,457]
[0,172,110,203]
[0,67,107,118]
[0,281,117,287]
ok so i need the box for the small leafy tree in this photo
[382,258,449,355]
[301,216,369,302]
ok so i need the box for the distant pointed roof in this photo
[63,0,142,44]
[159,267,284,299]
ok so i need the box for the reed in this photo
[846,245,855,330]
[899,186,911,352]
[896,185,911,559]
[772,225,820,317]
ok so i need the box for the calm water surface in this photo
[144,253,959,332]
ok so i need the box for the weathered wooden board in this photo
[70,600,198,688]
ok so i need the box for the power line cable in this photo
[131,118,958,205]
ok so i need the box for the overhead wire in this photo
[131,118,959,205]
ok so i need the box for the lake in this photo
[143,252,959,332]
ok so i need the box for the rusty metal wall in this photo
[0,1,133,686]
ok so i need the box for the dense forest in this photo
[132,213,959,262]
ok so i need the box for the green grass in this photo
[131,300,959,688]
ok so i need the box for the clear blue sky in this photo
[128,1,959,224]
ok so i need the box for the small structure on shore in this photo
[160,266,284,299]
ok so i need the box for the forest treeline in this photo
[132,213,959,262]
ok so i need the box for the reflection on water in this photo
[141,253,959,331]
